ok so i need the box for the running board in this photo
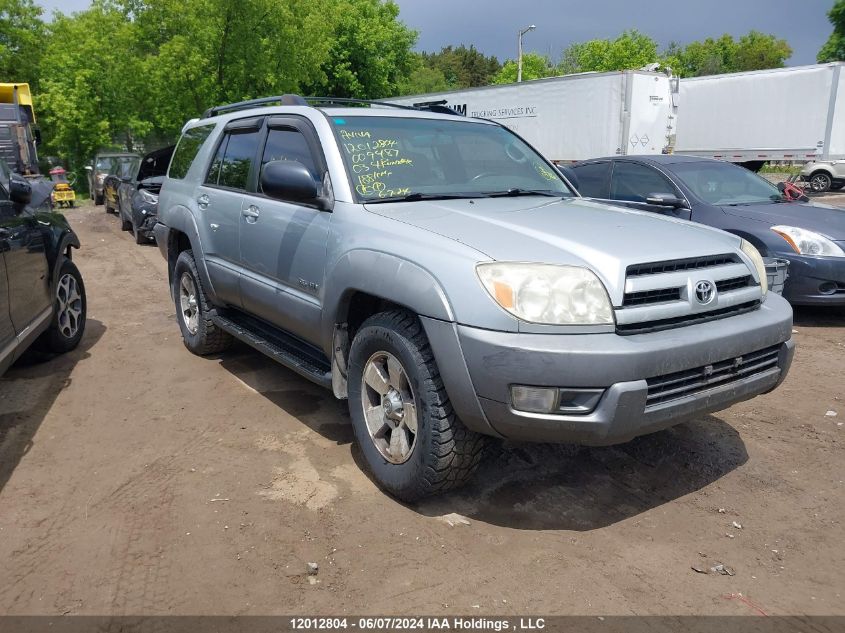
[210,311,332,389]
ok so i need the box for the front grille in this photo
[646,344,781,407]
[626,254,740,277]
[616,301,760,335]
[623,287,682,307]
[716,275,752,293]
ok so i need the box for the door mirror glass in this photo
[261,160,319,205]
[9,175,32,205]
[645,192,688,209]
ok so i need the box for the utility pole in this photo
[517,25,536,83]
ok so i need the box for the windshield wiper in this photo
[365,192,487,204]
[484,188,565,198]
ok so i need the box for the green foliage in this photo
[818,0,845,62]
[0,0,45,86]
[492,52,556,84]
[558,30,659,74]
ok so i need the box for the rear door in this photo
[237,117,330,343]
[195,117,264,307]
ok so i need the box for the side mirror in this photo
[10,175,32,205]
[84,165,93,172]
[261,160,320,206]
[646,192,689,209]
[556,165,579,191]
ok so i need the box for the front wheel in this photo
[173,250,232,355]
[36,258,87,354]
[347,310,486,502]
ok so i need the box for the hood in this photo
[138,175,164,193]
[722,201,845,241]
[365,196,744,303]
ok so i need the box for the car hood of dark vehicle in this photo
[721,201,845,240]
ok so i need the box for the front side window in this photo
[169,123,215,180]
[610,162,677,202]
[329,115,574,202]
[260,128,318,179]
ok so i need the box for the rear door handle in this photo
[242,205,260,223]
[197,194,210,210]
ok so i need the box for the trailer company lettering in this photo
[338,129,413,198]
[469,105,538,119]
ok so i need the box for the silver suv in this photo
[154,96,794,501]
[801,160,845,193]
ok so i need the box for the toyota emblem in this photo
[694,280,715,305]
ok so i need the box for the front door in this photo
[606,161,691,220]
[238,118,330,343]
[0,195,17,372]
[195,118,264,308]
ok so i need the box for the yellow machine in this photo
[49,167,76,208]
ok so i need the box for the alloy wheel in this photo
[179,272,199,335]
[56,273,83,339]
[360,351,418,464]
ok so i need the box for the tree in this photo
[818,0,845,62]
[491,52,556,84]
[396,57,450,95]
[421,45,500,89]
[663,31,791,77]
[558,30,659,74]
[0,0,45,86]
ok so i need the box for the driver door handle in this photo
[197,194,210,210]
[242,205,260,222]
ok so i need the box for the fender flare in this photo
[50,230,81,289]
[321,249,455,350]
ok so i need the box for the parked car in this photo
[86,152,139,205]
[570,155,845,306]
[116,145,175,244]
[103,157,139,214]
[800,160,845,193]
[0,158,87,376]
[154,97,793,501]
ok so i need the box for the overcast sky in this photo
[35,0,836,66]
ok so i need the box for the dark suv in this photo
[0,159,87,375]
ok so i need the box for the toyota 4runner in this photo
[154,95,794,501]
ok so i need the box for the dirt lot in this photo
[1,199,843,617]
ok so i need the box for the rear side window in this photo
[572,162,611,197]
[610,162,677,202]
[169,124,215,180]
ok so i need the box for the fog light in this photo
[511,386,558,413]
[819,281,837,295]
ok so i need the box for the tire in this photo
[95,192,103,205]
[132,221,146,244]
[35,258,86,354]
[172,250,232,355]
[347,310,487,502]
[120,209,132,231]
[809,171,833,193]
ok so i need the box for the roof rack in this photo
[200,94,463,118]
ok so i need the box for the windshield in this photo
[671,161,782,205]
[329,115,574,202]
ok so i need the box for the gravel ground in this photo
[0,200,843,617]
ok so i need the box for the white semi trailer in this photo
[675,63,845,169]
[386,69,678,162]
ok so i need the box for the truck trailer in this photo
[674,63,845,170]
[385,70,678,162]
[0,82,52,208]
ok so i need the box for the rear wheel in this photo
[132,221,146,244]
[36,258,87,354]
[173,250,232,355]
[347,310,487,502]
[120,208,132,231]
[809,171,833,193]
[94,192,103,205]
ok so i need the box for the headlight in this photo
[139,189,159,204]
[771,225,845,257]
[476,262,614,325]
[740,239,768,297]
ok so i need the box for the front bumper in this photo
[780,252,845,305]
[132,205,159,237]
[422,294,794,445]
